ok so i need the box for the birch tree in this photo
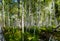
[2,0,5,27]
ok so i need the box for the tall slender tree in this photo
[2,0,5,27]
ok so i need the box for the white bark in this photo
[22,5,24,41]
[22,4,24,34]
[2,0,5,27]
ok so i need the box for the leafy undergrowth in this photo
[3,27,22,41]
[3,26,60,41]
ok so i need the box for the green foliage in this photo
[24,32,39,41]
[3,26,60,41]
[3,27,22,41]
[1,0,60,41]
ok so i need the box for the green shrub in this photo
[24,32,39,41]
[3,25,60,41]
[3,27,22,41]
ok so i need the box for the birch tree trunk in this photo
[22,0,24,41]
[22,11,24,33]
[2,0,5,27]
[22,0,24,34]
